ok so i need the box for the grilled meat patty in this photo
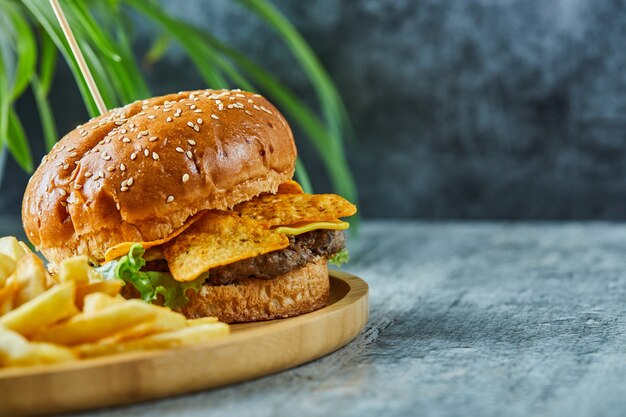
[144,229,345,285]
[209,229,345,285]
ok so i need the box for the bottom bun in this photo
[177,258,330,323]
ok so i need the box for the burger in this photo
[22,89,356,323]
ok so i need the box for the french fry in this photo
[29,342,77,365]
[100,305,186,343]
[149,307,187,333]
[0,282,78,336]
[0,277,18,316]
[32,300,157,345]
[0,253,16,287]
[13,253,48,307]
[0,235,233,368]
[74,322,230,358]
[81,292,124,315]
[0,326,35,367]
[0,237,27,263]
[0,327,76,367]
[58,256,91,284]
[102,320,157,343]
[17,241,33,257]
[75,280,122,310]
[186,317,219,326]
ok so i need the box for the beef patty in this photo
[144,229,345,285]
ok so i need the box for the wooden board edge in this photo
[0,272,369,416]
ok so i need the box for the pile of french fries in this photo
[0,237,229,368]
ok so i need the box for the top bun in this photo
[22,89,297,268]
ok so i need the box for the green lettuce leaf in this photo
[95,244,203,309]
[328,248,350,267]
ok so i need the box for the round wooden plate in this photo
[0,271,368,416]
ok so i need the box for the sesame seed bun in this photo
[22,89,296,269]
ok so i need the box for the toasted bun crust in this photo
[22,90,296,268]
[177,258,330,323]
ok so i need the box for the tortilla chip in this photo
[104,211,206,262]
[234,193,357,227]
[277,180,304,194]
[164,212,289,282]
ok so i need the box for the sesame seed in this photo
[59,189,67,196]
[99,171,105,178]
[197,118,203,125]
[166,117,172,122]
[69,152,78,158]
[193,125,200,132]
[127,177,134,186]
[166,195,175,203]
[116,203,121,210]
[85,172,92,178]
[190,105,196,110]
[121,180,128,187]
[188,139,196,146]
[103,154,111,161]
[147,115,156,120]
[253,105,260,110]
[122,137,131,143]
[74,184,83,190]
[152,152,159,160]
[120,164,126,171]
[144,149,150,157]
[260,106,273,114]
[227,104,234,109]
[187,121,194,128]
[194,109,202,113]
[218,103,224,110]
[244,110,253,116]
[211,114,219,120]
[107,166,116,172]
[120,129,127,134]
[182,173,190,183]
[131,153,137,160]
[121,186,129,192]
[186,151,193,159]
[248,99,254,103]
[63,164,70,170]
[176,147,184,153]
[149,136,158,142]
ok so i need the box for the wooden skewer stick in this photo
[49,0,107,115]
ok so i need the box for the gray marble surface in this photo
[23,222,608,417]
[3,220,626,416]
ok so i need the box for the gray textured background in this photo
[2,0,626,219]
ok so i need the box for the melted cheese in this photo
[273,220,350,236]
